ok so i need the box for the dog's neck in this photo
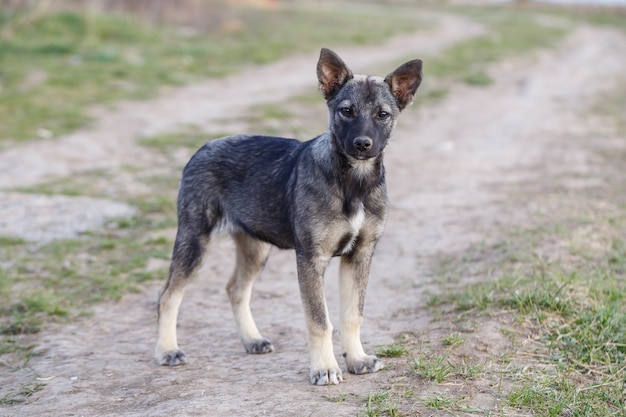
[334,142,385,217]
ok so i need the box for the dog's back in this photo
[179,134,319,250]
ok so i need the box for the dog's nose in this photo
[353,137,373,152]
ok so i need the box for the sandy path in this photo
[2,12,626,417]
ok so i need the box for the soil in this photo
[1,10,625,417]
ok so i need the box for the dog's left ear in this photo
[384,59,423,111]
[317,48,354,101]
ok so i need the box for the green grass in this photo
[0,4,422,144]
[508,371,625,417]
[422,393,458,410]
[412,351,453,384]
[361,391,399,417]
[0,230,172,328]
[0,198,175,359]
[427,213,626,415]
[0,381,44,405]
[375,343,409,358]
[441,332,465,349]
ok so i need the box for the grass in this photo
[375,343,409,358]
[441,332,465,349]
[0,209,174,402]
[0,3,422,144]
[361,390,399,417]
[412,351,453,384]
[0,192,175,402]
[0,227,173,333]
[422,393,458,410]
[0,382,44,405]
[425,215,626,415]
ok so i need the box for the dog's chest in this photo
[338,204,365,255]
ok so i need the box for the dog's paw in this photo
[344,354,384,375]
[244,338,274,354]
[156,349,187,366]
[310,367,343,385]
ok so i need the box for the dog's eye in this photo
[378,111,390,120]
[340,107,354,117]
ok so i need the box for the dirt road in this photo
[1,10,625,417]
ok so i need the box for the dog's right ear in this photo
[317,48,353,101]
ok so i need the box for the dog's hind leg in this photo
[339,246,384,375]
[226,233,274,354]
[155,225,209,366]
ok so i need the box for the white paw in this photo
[345,354,384,375]
[156,349,187,366]
[243,338,274,354]
[310,367,343,385]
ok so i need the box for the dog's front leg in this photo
[339,244,384,375]
[296,251,342,385]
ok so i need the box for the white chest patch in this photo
[348,205,366,234]
[352,159,375,179]
[340,205,365,255]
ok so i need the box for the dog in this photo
[155,48,422,385]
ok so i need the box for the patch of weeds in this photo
[549,298,626,369]
[0,214,173,339]
[434,213,626,414]
[412,351,452,384]
[442,332,465,349]
[0,235,27,246]
[508,371,625,417]
[0,382,45,405]
[422,393,458,409]
[0,338,37,365]
[451,357,485,380]
[376,343,409,358]
[362,390,399,417]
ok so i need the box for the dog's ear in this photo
[384,59,423,111]
[317,48,354,100]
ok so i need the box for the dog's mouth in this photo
[346,150,381,162]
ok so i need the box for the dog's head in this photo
[317,48,422,161]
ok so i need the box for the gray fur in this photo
[155,48,422,385]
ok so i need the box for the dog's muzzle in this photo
[351,136,378,159]
[353,136,373,152]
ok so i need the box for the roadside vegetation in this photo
[0,1,421,145]
[1,1,625,411]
